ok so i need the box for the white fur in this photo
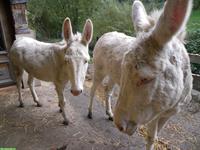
[88,32,135,120]
[10,18,93,125]
[89,0,193,149]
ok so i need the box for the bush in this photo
[27,0,100,40]
[186,29,200,54]
[27,0,164,42]
[194,0,200,10]
[91,0,133,42]
[186,29,200,74]
[91,0,163,40]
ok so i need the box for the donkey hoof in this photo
[62,120,69,126]
[18,103,24,108]
[108,116,113,121]
[36,103,42,107]
[87,112,93,119]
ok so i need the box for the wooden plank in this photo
[0,78,15,88]
[0,53,9,63]
[0,51,7,54]
[0,59,9,64]
[193,74,200,91]
[189,53,200,65]
[189,54,200,91]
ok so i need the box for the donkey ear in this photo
[82,19,93,45]
[132,0,152,33]
[152,0,192,46]
[62,17,73,42]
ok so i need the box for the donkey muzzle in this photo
[71,89,82,96]
[115,120,137,136]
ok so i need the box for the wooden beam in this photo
[193,74,200,91]
[189,53,200,65]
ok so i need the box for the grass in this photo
[187,10,200,32]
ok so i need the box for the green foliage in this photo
[187,10,200,32]
[141,0,163,12]
[186,29,200,74]
[194,0,200,9]
[27,0,164,41]
[91,0,133,41]
[186,9,200,74]
[27,0,101,40]
[27,0,200,56]
[186,29,200,54]
[90,0,165,50]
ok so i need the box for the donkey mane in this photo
[59,32,82,45]
[73,32,82,41]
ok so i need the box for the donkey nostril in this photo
[70,90,73,93]
[116,123,124,132]
[118,126,124,131]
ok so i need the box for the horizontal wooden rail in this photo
[189,53,200,64]
[193,74,200,91]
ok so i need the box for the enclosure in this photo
[0,0,200,150]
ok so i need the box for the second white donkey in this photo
[88,31,135,120]
[10,18,93,125]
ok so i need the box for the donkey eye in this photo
[84,60,88,64]
[135,64,139,70]
[65,59,70,64]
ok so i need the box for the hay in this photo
[154,138,171,150]
[73,131,81,137]
[138,125,148,140]
[138,126,172,150]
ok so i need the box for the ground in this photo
[0,80,200,150]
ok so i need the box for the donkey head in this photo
[114,0,192,135]
[62,18,93,96]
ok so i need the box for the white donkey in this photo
[87,8,137,120]
[88,32,134,120]
[113,0,193,150]
[10,17,93,125]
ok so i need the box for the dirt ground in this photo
[0,80,200,150]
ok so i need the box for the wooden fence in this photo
[189,53,200,91]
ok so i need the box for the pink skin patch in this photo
[170,2,187,33]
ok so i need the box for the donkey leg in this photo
[55,83,69,125]
[58,103,62,113]
[27,75,42,107]
[145,109,177,150]
[145,118,159,150]
[13,66,24,107]
[104,78,114,121]
[58,98,65,113]
[157,109,177,133]
[88,70,104,119]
